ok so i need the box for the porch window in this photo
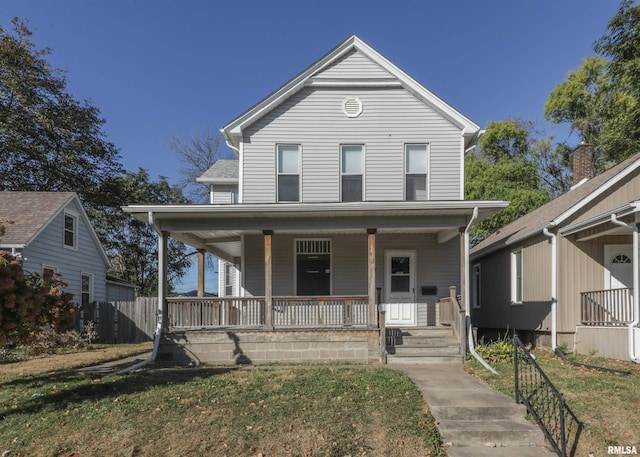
[511,249,523,304]
[224,262,234,296]
[81,273,92,307]
[405,144,428,201]
[472,263,481,309]
[64,213,77,248]
[277,144,300,202]
[341,145,363,202]
[296,239,331,295]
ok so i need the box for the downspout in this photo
[610,214,640,363]
[542,228,557,351]
[116,211,165,374]
[465,207,498,374]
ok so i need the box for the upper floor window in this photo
[64,213,77,249]
[511,249,523,304]
[341,145,363,202]
[405,144,428,201]
[277,144,300,202]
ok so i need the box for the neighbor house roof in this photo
[221,35,481,150]
[471,152,640,258]
[196,159,239,184]
[0,191,110,265]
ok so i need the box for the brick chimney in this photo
[572,143,594,186]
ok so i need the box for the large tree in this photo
[0,18,122,207]
[168,131,234,203]
[466,120,552,244]
[545,1,640,169]
[89,169,192,296]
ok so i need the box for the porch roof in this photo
[123,200,507,261]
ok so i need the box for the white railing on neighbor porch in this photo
[581,288,635,326]
[167,296,369,329]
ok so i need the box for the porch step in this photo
[387,327,462,365]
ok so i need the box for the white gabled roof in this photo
[221,35,480,149]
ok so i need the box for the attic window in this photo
[342,97,362,118]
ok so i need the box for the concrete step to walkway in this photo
[396,364,549,456]
[390,345,461,356]
[387,326,462,364]
[387,354,463,364]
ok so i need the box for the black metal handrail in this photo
[514,336,574,456]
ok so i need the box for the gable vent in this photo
[342,97,363,118]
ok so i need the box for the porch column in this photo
[158,230,169,330]
[264,230,273,329]
[368,228,377,328]
[197,249,206,297]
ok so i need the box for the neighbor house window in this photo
[81,273,92,307]
[511,249,523,304]
[277,144,300,202]
[405,144,428,201]
[341,145,363,202]
[472,263,481,309]
[64,213,77,248]
[43,265,57,282]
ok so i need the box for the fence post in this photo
[514,336,520,405]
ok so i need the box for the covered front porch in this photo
[124,201,504,365]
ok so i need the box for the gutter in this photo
[542,228,558,351]
[465,207,498,374]
[610,214,640,364]
[116,211,165,374]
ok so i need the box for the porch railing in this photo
[437,286,466,353]
[581,288,635,326]
[167,295,369,329]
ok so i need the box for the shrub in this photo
[473,334,514,364]
[0,250,78,346]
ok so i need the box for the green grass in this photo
[1,345,445,457]
[466,347,640,456]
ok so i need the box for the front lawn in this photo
[1,345,444,457]
[466,348,640,456]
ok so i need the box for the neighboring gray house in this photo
[0,192,113,305]
[124,35,505,365]
[471,145,640,363]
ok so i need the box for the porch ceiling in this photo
[123,200,507,260]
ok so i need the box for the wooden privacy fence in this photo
[75,298,157,343]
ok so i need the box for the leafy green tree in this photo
[466,120,552,244]
[594,0,640,163]
[0,18,122,208]
[89,169,192,296]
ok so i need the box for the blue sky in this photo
[3,0,621,292]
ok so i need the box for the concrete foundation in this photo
[158,328,383,366]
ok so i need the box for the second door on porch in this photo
[384,250,417,327]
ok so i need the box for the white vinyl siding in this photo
[312,49,392,80]
[341,145,363,202]
[242,86,462,203]
[211,185,238,204]
[511,249,523,304]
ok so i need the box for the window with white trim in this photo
[64,213,77,248]
[511,249,523,304]
[81,273,92,307]
[405,144,428,201]
[224,263,234,297]
[277,144,300,202]
[341,144,363,202]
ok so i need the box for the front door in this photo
[605,245,633,289]
[384,250,417,326]
[296,239,331,295]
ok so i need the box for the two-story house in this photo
[0,191,112,305]
[123,35,506,365]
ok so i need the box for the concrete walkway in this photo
[396,364,553,456]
